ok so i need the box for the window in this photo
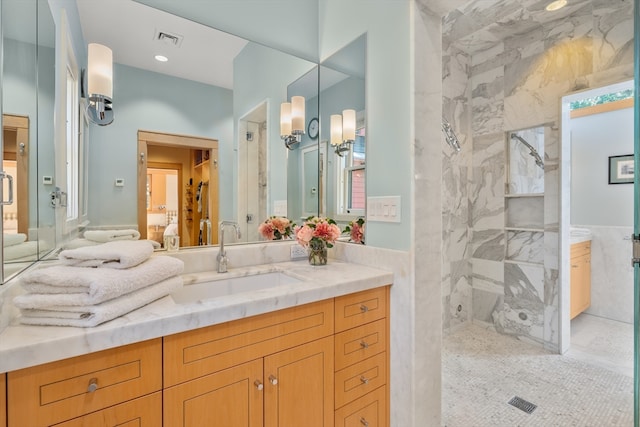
[337,112,365,216]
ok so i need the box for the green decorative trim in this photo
[569,89,634,110]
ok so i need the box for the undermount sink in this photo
[171,272,302,304]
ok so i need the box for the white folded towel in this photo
[4,241,39,261]
[59,240,154,269]
[18,275,183,327]
[15,256,184,306]
[4,233,27,247]
[64,238,161,250]
[84,229,141,243]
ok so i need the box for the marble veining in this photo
[506,230,544,264]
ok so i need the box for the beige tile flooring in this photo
[443,314,634,426]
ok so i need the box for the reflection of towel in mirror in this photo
[3,233,27,247]
[63,238,161,250]
[84,229,141,243]
[59,240,155,269]
[4,241,39,261]
[18,275,183,327]
[163,222,179,237]
[15,255,184,306]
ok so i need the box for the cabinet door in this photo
[51,392,161,427]
[164,359,263,427]
[264,336,334,427]
[1,373,6,427]
[570,253,591,319]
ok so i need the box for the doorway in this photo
[137,130,219,248]
[2,114,28,236]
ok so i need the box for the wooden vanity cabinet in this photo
[570,241,591,319]
[51,393,162,427]
[334,287,389,427]
[6,339,162,427]
[1,373,6,427]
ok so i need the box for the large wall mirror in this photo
[1,0,56,282]
[68,0,318,249]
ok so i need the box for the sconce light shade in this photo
[330,114,342,146]
[280,102,292,137]
[87,43,114,125]
[342,109,356,142]
[291,96,305,133]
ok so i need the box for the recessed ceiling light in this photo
[545,0,567,11]
[154,55,168,62]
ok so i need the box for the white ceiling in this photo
[76,0,248,89]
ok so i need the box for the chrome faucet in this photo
[217,221,241,273]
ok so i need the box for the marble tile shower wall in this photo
[442,0,633,350]
[442,45,473,335]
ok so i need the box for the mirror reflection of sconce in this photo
[85,43,114,126]
[330,109,356,156]
[280,95,305,149]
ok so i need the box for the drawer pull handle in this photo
[87,378,98,393]
[254,380,264,391]
[360,304,369,313]
[360,418,369,427]
[360,341,369,349]
[269,375,278,385]
[360,376,369,385]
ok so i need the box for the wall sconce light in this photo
[86,43,114,126]
[330,109,356,156]
[280,95,305,149]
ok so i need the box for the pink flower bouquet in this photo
[344,218,365,244]
[258,216,295,240]
[295,216,341,249]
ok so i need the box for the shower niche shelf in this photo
[505,196,544,230]
[504,193,543,198]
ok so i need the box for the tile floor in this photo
[442,314,634,426]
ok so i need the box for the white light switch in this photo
[367,196,401,223]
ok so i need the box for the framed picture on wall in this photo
[608,154,634,184]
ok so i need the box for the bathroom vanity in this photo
[0,250,392,427]
[570,240,592,319]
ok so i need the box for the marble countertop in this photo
[0,257,393,373]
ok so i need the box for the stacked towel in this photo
[84,229,141,243]
[16,241,184,327]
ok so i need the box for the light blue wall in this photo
[571,106,634,226]
[319,1,412,250]
[87,64,233,226]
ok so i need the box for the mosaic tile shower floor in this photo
[443,316,633,426]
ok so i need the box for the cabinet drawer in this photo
[164,299,334,386]
[335,319,387,371]
[335,287,388,333]
[335,352,386,409]
[570,241,591,258]
[52,392,162,427]
[7,339,162,427]
[1,373,6,427]
[335,386,387,427]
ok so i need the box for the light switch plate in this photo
[367,196,401,223]
[290,244,307,260]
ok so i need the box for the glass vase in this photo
[308,239,328,266]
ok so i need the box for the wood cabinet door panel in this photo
[52,392,162,427]
[1,373,6,427]
[7,339,161,427]
[264,337,334,427]
[164,299,334,387]
[335,386,387,427]
[164,359,263,427]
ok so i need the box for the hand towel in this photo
[4,233,27,247]
[15,256,184,307]
[4,241,39,261]
[59,240,154,269]
[19,276,183,327]
[84,229,141,243]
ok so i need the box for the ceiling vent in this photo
[154,30,184,48]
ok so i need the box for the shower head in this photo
[442,117,461,152]
[510,133,544,170]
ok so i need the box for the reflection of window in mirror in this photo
[337,111,365,216]
[65,45,80,226]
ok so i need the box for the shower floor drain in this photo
[508,396,537,414]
